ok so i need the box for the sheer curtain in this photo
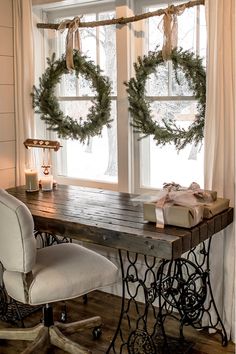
[13,0,35,186]
[204,0,235,342]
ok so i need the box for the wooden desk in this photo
[6,185,233,354]
[6,185,233,259]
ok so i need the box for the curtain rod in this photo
[36,0,205,30]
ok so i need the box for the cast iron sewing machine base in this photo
[107,236,228,354]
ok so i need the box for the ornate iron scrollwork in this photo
[107,238,228,353]
[157,258,207,324]
[128,329,156,354]
[0,285,8,317]
[34,230,72,247]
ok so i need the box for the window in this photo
[34,0,206,193]
[46,4,118,186]
[134,1,206,192]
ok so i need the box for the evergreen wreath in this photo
[125,48,206,150]
[32,51,112,142]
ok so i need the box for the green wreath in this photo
[125,48,206,150]
[32,51,112,142]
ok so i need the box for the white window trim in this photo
[33,0,204,194]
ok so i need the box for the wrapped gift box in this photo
[143,202,204,228]
[143,197,230,228]
[203,198,230,218]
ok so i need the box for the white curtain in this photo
[204,0,235,342]
[13,0,35,186]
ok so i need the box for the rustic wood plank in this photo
[6,185,234,260]
[189,227,200,248]
[227,207,234,225]
[199,223,208,243]
[33,214,182,259]
[214,214,222,234]
[206,218,215,238]
[221,210,229,229]
[0,291,235,354]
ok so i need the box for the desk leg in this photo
[107,250,178,354]
[107,239,228,353]
[184,236,228,345]
[34,230,72,246]
[157,236,228,347]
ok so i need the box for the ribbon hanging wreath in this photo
[158,4,186,60]
[125,48,206,150]
[32,50,112,142]
[58,16,82,70]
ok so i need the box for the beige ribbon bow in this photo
[158,4,186,61]
[155,182,215,228]
[58,16,82,70]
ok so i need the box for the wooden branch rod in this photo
[37,0,205,30]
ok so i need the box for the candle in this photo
[41,175,53,191]
[25,169,39,192]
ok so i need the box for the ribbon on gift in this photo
[58,16,82,70]
[155,182,216,228]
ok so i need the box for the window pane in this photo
[141,137,204,188]
[178,8,196,51]
[60,100,93,121]
[54,8,117,185]
[138,3,206,190]
[149,100,197,122]
[58,101,117,183]
[99,12,117,95]
[80,14,97,62]
[146,62,168,96]
[171,65,195,96]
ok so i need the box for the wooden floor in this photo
[0,291,235,354]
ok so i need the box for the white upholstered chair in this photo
[0,189,118,354]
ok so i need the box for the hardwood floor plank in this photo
[0,291,235,354]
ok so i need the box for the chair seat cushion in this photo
[4,243,118,305]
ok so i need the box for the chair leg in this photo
[0,323,44,341]
[49,325,91,354]
[21,327,49,354]
[55,316,102,335]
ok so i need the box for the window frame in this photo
[33,0,205,194]
[132,0,205,194]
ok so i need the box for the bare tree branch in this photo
[36,0,205,30]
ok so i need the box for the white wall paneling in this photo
[0,0,13,28]
[0,27,13,57]
[0,85,14,113]
[0,56,14,84]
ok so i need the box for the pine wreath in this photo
[125,48,206,150]
[32,50,112,142]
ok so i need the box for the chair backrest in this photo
[0,189,36,273]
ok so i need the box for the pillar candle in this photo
[25,169,39,192]
[41,175,53,191]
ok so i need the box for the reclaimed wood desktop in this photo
[6,184,232,258]
[7,185,233,353]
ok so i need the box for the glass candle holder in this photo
[25,168,39,192]
[41,174,53,191]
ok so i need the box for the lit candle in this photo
[25,169,39,192]
[41,175,53,191]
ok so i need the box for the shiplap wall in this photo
[0,0,15,189]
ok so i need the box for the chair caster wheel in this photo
[60,312,67,323]
[93,326,102,340]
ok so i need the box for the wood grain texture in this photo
[0,291,234,354]
[7,185,233,260]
